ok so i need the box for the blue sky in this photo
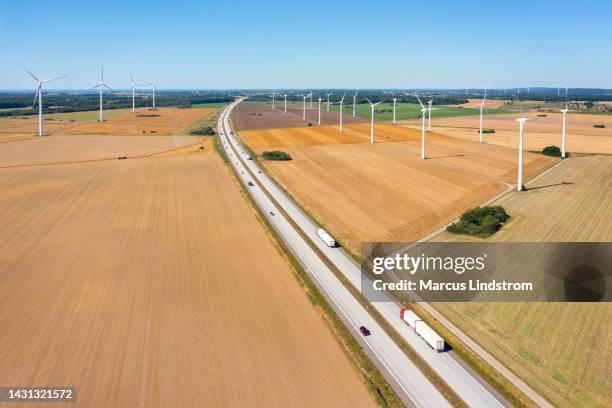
[1,0,610,89]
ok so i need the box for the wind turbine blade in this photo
[32,86,39,107]
[21,66,40,82]
[129,72,135,84]
[414,94,425,109]
[103,83,113,91]
[42,75,68,83]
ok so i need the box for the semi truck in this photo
[316,228,336,247]
[400,307,445,352]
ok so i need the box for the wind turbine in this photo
[560,89,569,158]
[271,90,276,109]
[309,90,313,108]
[91,67,112,122]
[392,97,398,124]
[301,94,308,120]
[148,81,158,109]
[415,94,428,159]
[326,93,331,111]
[427,96,438,131]
[318,97,322,125]
[22,66,67,137]
[352,91,359,117]
[284,93,287,113]
[515,107,532,191]
[365,97,382,144]
[129,72,145,113]
[478,89,487,143]
[339,93,346,133]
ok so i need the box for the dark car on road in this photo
[359,326,371,336]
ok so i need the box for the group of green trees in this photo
[262,151,292,161]
[189,126,216,136]
[0,91,234,117]
[447,206,510,237]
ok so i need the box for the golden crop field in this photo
[432,155,612,408]
[0,135,203,167]
[58,108,216,135]
[0,115,80,135]
[242,124,554,255]
[401,111,612,154]
[445,99,511,109]
[0,154,375,408]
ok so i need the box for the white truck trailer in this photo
[415,320,445,351]
[316,228,336,247]
[401,309,422,329]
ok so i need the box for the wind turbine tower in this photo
[271,90,276,109]
[129,72,145,113]
[415,94,428,159]
[352,91,359,117]
[91,67,112,122]
[428,97,433,131]
[515,113,532,191]
[560,100,569,158]
[302,94,307,120]
[339,93,346,133]
[284,94,287,113]
[392,97,397,124]
[149,81,158,110]
[478,89,487,143]
[318,97,322,125]
[326,93,331,111]
[22,66,67,137]
[309,91,313,108]
[365,97,382,144]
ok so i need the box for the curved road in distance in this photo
[217,100,450,408]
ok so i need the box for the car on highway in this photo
[359,326,371,336]
[248,181,255,187]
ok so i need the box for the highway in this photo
[216,100,451,408]
[219,99,506,408]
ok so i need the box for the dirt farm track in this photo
[0,152,374,406]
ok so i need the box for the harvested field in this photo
[432,155,612,408]
[0,115,80,135]
[446,99,511,109]
[0,154,375,408]
[242,124,554,255]
[0,135,202,167]
[58,108,217,135]
[232,101,365,131]
[401,111,612,154]
[240,123,428,148]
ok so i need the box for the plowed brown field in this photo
[401,111,612,153]
[232,101,366,131]
[58,108,216,135]
[0,154,375,408]
[242,124,554,254]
